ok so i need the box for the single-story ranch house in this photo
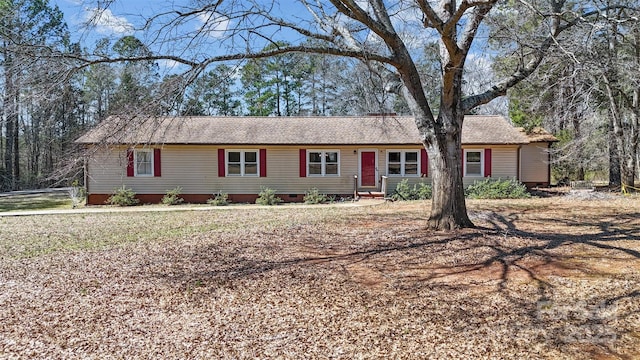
[75,115,557,204]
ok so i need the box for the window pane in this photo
[326,152,338,163]
[245,151,257,162]
[228,164,241,175]
[405,164,418,174]
[309,152,322,163]
[467,151,481,162]
[138,162,151,175]
[467,163,481,175]
[388,164,401,175]
[309,164,322,175]
[326,164,338,175]
[388,152,401,163]
[228,151,240,162]
[136,151,152,175]
[405,152,418,163]
[138,151,151,162]
[245,163,257,175]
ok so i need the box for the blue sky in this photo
[51,0,206,73]
[48,0,503,110]
[53,0,173,40]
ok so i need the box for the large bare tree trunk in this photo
[398,47,474,229]
[423,32,474,229]
[427,113,473,229]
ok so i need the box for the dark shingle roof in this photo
[75,115,531,145]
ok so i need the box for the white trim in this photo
[133,149,154,177]
[464,149,484,177]
[385,149,420,177]
[307,150,340,177]
[358,149,378,187]
[226,149,260,177]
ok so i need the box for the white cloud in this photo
[197,11,229,38]
[85,7,134,35]
[158,59,181,71]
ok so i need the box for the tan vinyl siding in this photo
[86,148,129,194]
[520,143,550,183]
[86,144,525,197]
[491,147,519,178]
[377,146,429,195]
[217,146,358,194]
[461,146,519,187]
[88,145,362,195]
[87,145,217,194]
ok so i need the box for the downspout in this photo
[547,142,552,186]
[517,145,521,181]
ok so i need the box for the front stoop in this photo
[357,191,385,199]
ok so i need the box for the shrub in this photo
[255,186,283,205]
[161,187,184,205]
[465,178,531,199]
[207,191,229,206]
[303,187,331,204]
[390,179,432,201]
[107,185,139,206]
[415,182,432,200]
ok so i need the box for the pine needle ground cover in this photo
[0,198,638,359]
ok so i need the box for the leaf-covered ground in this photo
[0,197,638,359]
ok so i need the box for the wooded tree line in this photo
[0,2,417,191]
[0,0,639,199]
[506,4,640,188]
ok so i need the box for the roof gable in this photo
[76,115,531,145]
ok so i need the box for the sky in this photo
[48,0,504,112]
[53,0,142,37]
[51,0,210,73]
[51,0,427,54]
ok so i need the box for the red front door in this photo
[360,151,376,187]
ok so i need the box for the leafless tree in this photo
[508,3,640,188]
[73,0,636,229]
[593,7,640,189]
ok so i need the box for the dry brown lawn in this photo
[0,196,639,359]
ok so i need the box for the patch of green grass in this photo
[0,193,72,212]
[0,207,344,259]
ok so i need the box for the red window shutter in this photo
[260,149,267,177]
[153,148,161,177]
[484,148,492,177]
[218,149,225,177]
[299,149,306,177]
[126,149,134,177]
[421,149,428,177]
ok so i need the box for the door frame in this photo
[358,149,378,188]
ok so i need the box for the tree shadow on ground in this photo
[150,205,640,357]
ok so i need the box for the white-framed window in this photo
[134,149,153,177]
[387,150,419,176]
[308,150,340,176]
[464,149,483,177]
[227,150,259,176]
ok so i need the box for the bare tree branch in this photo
[462,4,638,112]
[457,1,498,52]
[415,0,444,31]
